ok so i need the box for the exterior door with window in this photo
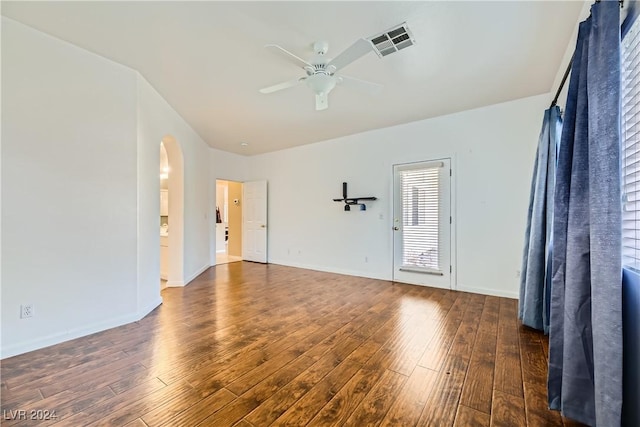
[393,159,452,289]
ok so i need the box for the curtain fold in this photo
[548,1,623,426]
[519,106,562,333]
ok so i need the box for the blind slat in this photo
[622,21,640,268]
[400,167,440,271]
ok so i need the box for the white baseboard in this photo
[1,296,165,360]
[1,312,137,360]
[185,264,211,285]
[456,284,518,299]
[167,264,210,287]
[138,296,163,317]
[166,280,184,287]
[270,260,519,299]
[0,268,517,360]
[269,259,388,282]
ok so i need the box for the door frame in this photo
[391,157,457,290]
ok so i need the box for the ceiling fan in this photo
[259,38,383,111]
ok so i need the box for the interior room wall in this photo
[209,148,248,261]
[2,17,215,358]
[245,93,548,298]
[227,181,243,257]
[210,148,248,183]
[137,76,212,289]
[2,17,139,357]
[549,0,591,109]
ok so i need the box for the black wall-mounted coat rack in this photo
[333,182,377,211]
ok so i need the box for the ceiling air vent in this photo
[368,23,415,57]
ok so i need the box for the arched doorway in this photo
[160,135,184,287]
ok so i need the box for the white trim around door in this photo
[392,158,456,289]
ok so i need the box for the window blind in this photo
[622,16,640,270]
[400,166,441,271]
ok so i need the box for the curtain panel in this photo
[519,106,562,333]
[547,1,623,426]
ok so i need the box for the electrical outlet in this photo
[20,304,34,319]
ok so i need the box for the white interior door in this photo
[393,159,452,289]
[242,180,268,263]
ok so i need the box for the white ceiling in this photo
[2,1,583,155]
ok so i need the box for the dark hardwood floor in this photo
[1,262,583,426]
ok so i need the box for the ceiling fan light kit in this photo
[260,22,414,111]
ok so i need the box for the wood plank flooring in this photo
[1,262,584,426]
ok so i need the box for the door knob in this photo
[260,224,266,228]
[393,226,400,231]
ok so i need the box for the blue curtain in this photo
[548,1,623,426]
[519,106,562,333]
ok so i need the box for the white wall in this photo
[211,148,248,183]
[1,18,214,358]
[2,18,139,357]
[137,77,212,287]
[246,94,548,298]
[209,148,247,261]
[550,1,591,109]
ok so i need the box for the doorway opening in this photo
[159,135,185,287]
[216,180,243,265]
[160,142,169,289]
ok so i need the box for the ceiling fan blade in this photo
[265,44,312,69]
[338,75,383,95]
[259,78,304,94]
[315,93,328,111]
[326,38,374,72]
